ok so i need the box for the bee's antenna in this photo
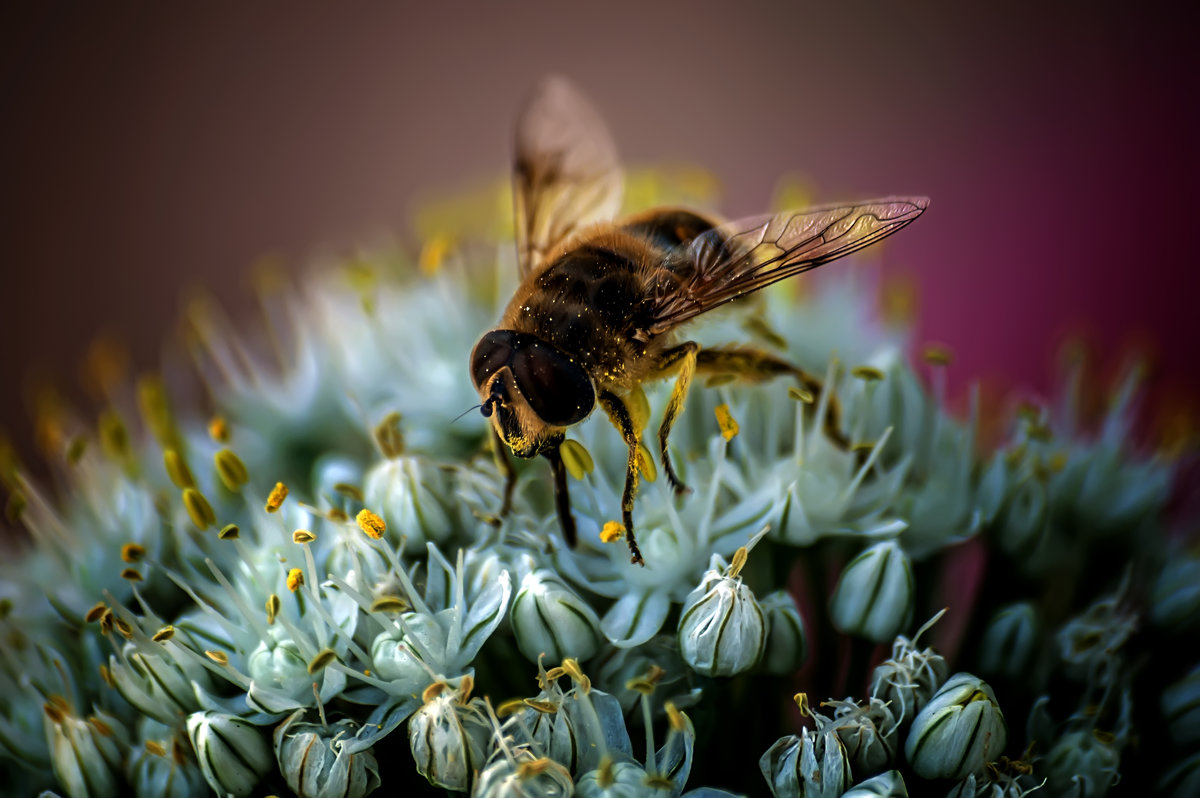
[453,404,484,423]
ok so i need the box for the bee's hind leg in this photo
[597,390,646,566]
[540,441,577,548]
[695,347,850,448]
[649,341,700,495]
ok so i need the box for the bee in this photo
[471,77,927,565]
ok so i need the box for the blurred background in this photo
[2,1,1198,474]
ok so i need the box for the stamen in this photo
[120,543,146,563]
[204,650,230,666]
[851,365,885,382]
[208,415,230,443]
[218,523,240,540]
[600,521,625,544]
[287,568,304,592]
[369,595,409,614]
[923,344,954,366]
[84,602,107,624]
[163,449,195,489]
[307,648,337,674]
[182,488,216,530]
[214,449,249,491]
[373,412,406,459]
[265,482,289,513]
[266,593,281,625]
[292,529,316,544]
[120,568,143,582]
[152,625,174,642]
[356,508,387,540]
[714,404,740,441]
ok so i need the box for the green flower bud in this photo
[246,633,312,710]
[273,708,382,798]
[126,739,206,798]
[843,769,909,797]
[1163,664,1200,748]
[830,541,914,644]
[109,641,209,725]
[904,672,1007,780]
[759,728,851,798]
[1042,728,1119,797]
[510,569,603,664]
[185,711,273,798]
[42,702,125,798]
[474,745,573,797]
[1151,553,1200,631]
[678,561,766,677]
[575,760,657,798]
[759,590,808,676]
[977,602,1039,681]
[371,613,446,688]
[362,455,456,554]
[408,686,490,791]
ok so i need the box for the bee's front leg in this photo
[649,341,700,495]
[490,428,517,520]
[598,390,646,566]
[541,442,576,548]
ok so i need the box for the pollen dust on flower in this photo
[356,508,386,539]
[714,403,740,441]
[265,482,289,513]
[286,568,304,592]
[600,521,625,544]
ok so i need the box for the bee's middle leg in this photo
[648,341,700,495]
[598,390,645,566]
[695,347,850,448]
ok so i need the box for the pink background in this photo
[2,2,1197,464]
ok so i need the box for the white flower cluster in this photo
[0,224,1194,797]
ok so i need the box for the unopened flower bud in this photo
[831,540,914,643]
[408,686,490,791]
[43,701,125,798]
[273,709,382,798]
[759,728,851,798]
[247,632,312,711]
[1163,664,1200,748]
[126,739,206,798]
[905,672,1007,780]
[186,711,273,798]
[575,759,650,797]
[759,590,808,676]
[678,559,766,677]
[474,745,573,798]
[108,641,209,725]
[826,696,899,776]
[510,569,603,663]
[371,613,447,690]
[842,769,909,797]
[1042,728,1120,796]
[363,455,456,554]
[1151,553,1200,631]
[977,602,1039,681]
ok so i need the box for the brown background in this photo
[2,2,1198,476]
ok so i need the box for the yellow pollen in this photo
[152,626,175,642]
[523,698,558,714]
[182,488,216,530]
[495,698,527,718]
[356,508,387,539]
[204,650,229,666]
[286,568,304,592]
[327,507,349,522]
[121,543,146,563]
[208,416,230,443]
[292,529,316,544]
[265,482,289,513]
[114,617,134,640]
[600,521,625,544]
[517,759,552,778]
[714,403,740,441]
[728,546,749,579]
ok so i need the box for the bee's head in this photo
[470,330,595,458]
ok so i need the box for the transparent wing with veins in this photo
[513,76,623,277]
[644,197,929,336]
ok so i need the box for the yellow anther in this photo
[517,758,553,778]
[266,593,281,625]
[356,508,387,540]
[97,409,131,462]
[714,403,740,441]
[728,546,749,579]
[292,529,316,545]
[600,521,625,544]
[1027,423,1052,443]
[369,595,409,614]
[286,568,304,592]
[307,648,337,674]
[265,482,289,513]
[645,774,675,790]
[788,386,814,404]
[636,443,657,482]
[923,344,954,366]
[43,701,68,725]
[99,610,114,636]
[137,375,177,449]
[1093,729,1116,745]
[560,439,595,480]
[561,659,590,691]
[84,602,108,624]
[163,449,195,489]
[334,483,365,502]
[327,507,348,522]
[121,543,146,563]
[152,626,175,642]
[851,365,885,382]
[88,716,115,737]
[144,740,166,758]
[98,663,115,688]
[121,568,143,582]
[422,681,450,704]
[418,233,456,276]
[204,650,229,666]
[742,315,789,349]
[851,441,877,453]
[374,412,406,459]
[665,700,686,732]
[495,698,527,718]
[459,674,475,702]
[182,488,216,531]
[114,617,134,640]
[218,523,240,540]
[214,449,249,491]
[208,416,230,443]
[523,698,558,714]
[794,693,812,715]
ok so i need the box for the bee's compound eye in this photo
[510,343,595,426]
[470,331,517,389]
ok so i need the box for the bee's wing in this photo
[513,76,623,278]
[644,197,929,335]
